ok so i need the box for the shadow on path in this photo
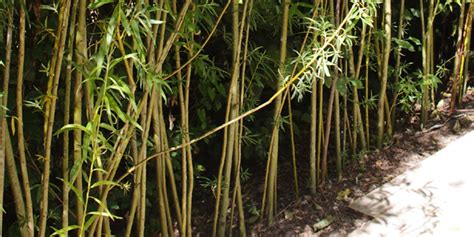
[349,130,474,236]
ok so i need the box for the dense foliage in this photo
[0,0,471,236]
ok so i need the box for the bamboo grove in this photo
[0,0,472,236]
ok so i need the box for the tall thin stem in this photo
[0,4,14,235]
[376,0,391,149]
[15,0,34,235]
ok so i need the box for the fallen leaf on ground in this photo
[337,188,351,201]
[313,215,334,231]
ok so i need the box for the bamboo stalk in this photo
[39,1,72,236]
[4,126,28,237]
[321,75,337,182]
[125,134,139,236]
[376,0,391,149]
[310,71,318,193]
[229,1,253,233]
[264,0,290,224]
[214,1,242,235]
[15,0,34,235]
[451,0,470,109]
[335,90,342,180]
[158,100,177,236]
[118,3,367,193]
[62,0,79,232]
[0,5,14,235]
[317,78,324,184]
[352,23,368,151]
[365,29,372,147]
[308,0,322,195]
[168,2,190,235]
[460,3,474,99]
[390,0,406,133]
[73,0,88,228]
[152,96,170,237]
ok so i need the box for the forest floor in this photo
[249,89,474,236]
[191,89,474,236]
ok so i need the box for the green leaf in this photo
[55,124,92,136]
[40,4,58,14]
[197,109,206,129]
[94,4,120,77]
[69,159,85,191]
[208,88,216,101]
[89,196,123,221]
[83,215,97,231]
[88,211,122,219]
[336,78,347,95]
[408,36,421,46]
[149,19,164,25]
[120,10,132,36]
[63,179,84,204]
[394,38,415,52]
[350,78,363,89]
[50,225,80,236]
[88,0,114,9]
[91,180,119,189]
[410,8,420,18]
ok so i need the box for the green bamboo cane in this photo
[15,0,34,235]
[0,4,14,235]
[376,0,391,148]
[39,1,72,236]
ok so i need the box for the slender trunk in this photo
[422,0,435,125]
[419,0,435,125]
[39,1,72,236]
[320,0,338,182]
[184,53,194,237]
[321,76,337,182]
[73,0,87,227]
[333,0,342,182]
[459,2,474,96]
[317,79,324,184]
[4,126,28,237]
[264,0,290,224]
[365,30,371,147]
[309,0,321,194]
[461,4,473,98]
[152,94,170,237]
[351,22,367,152]
[214,1,242,235]
[335,91,342,180]
[451,0,469,110]
[390,0,406,132]
[15,1,34,235]
[62,0,79,232]
[125,134,139,236]
[230,2,253,233]
[310,78,318,193]
[348,44,367,157]
[0,5,14,235]
[134,89,154,237]
[172,2,195,235]
[287,86,299,198]
[376,0,391,149]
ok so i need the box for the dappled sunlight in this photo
[349,130,474,236]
